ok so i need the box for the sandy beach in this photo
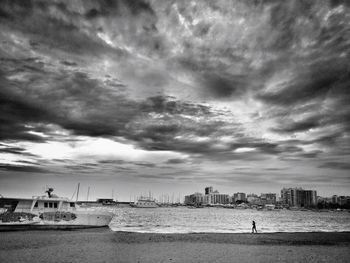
[0,229,349,263]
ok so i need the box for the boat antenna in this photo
[45,187,54,198]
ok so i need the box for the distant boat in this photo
[236,203,248,209]
[0,188,113,231]
[265,204,276,210]
[133,196,158,208]
[186,203,204,208]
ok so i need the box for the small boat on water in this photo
[132,196,158,208]
[0,188,113,231]
[187,203,204,209]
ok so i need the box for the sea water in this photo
[106,207,350,233]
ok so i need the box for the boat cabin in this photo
[0,197,77,214]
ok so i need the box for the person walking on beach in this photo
[252,220,257,233]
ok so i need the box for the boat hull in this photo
[0,211,114,231]
[38,211,113,226]
[133,205,158,208]
[0,224,108,231]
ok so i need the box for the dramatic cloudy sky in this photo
[0,0,349,200]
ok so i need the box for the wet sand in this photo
[0,229,349,262]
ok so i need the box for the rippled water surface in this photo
[106,207,350,233]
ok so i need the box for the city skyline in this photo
[0,1,349,201]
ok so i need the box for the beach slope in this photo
[0,229,349,262]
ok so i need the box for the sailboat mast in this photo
[76,183,80,202]
[86,186,90,201]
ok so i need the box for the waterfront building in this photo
[304,190,317,207]
[205,186,213,195]
[228,196,234,204]
[281,188,300,207]
[332,195,338,204]
[184,187,230,205]
[338,196,350,206]
[211,193,229,204]
[203,194,210,204]
[233,192,246,203]
[184,192,204,205]
[260,193,277,205]
[281,188,317,207]
[247,194,260,205]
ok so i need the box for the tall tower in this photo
[205,186,213,195]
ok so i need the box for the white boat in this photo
[133,196,158,208]
[0,189,113,230]
[265,204,276,210]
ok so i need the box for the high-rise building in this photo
[202,187,229,205]
[281,188,291,205]
[338,196,350,206]
[211,193,229,204]
[184,192,204,205]
[281,188,299,206]
[205,186,213,195]
[281,188,317,207]
[304,190,317,207]
[247,194,260,205]
[260,193,277,205]
[233,192,246,202]
[332,195,338,204]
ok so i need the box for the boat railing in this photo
[32,195,70,201]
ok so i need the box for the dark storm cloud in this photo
[264,168,288,171]
[0,0,161,58]
[1,50,240,155]
[0,164,47,173]
[133,162,156,168]
[0,0,349,197]
[201,73,248,99]
[98,160,157,168]
[99,160,127,165]
[60,61,78,67]
[0,144,26,155]
[310,132,348,149]
[140,96,211,115]
[297,151,323,159]
[84,0,154,18]
[165,159,187,164]
[0,0,133,56]
[64,164,94,171]
[0,144,37,156]
[271,115,322,134]
[257,59,350,107]
[251,1,350,148]
[139,174,175,180]
[0,88,50,142]
[0,58,54,141]
[0,56,141,140]
[319,162,350,170]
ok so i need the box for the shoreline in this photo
[112,230,350,245]
[1,228,350,245]
[1,229,349,262]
